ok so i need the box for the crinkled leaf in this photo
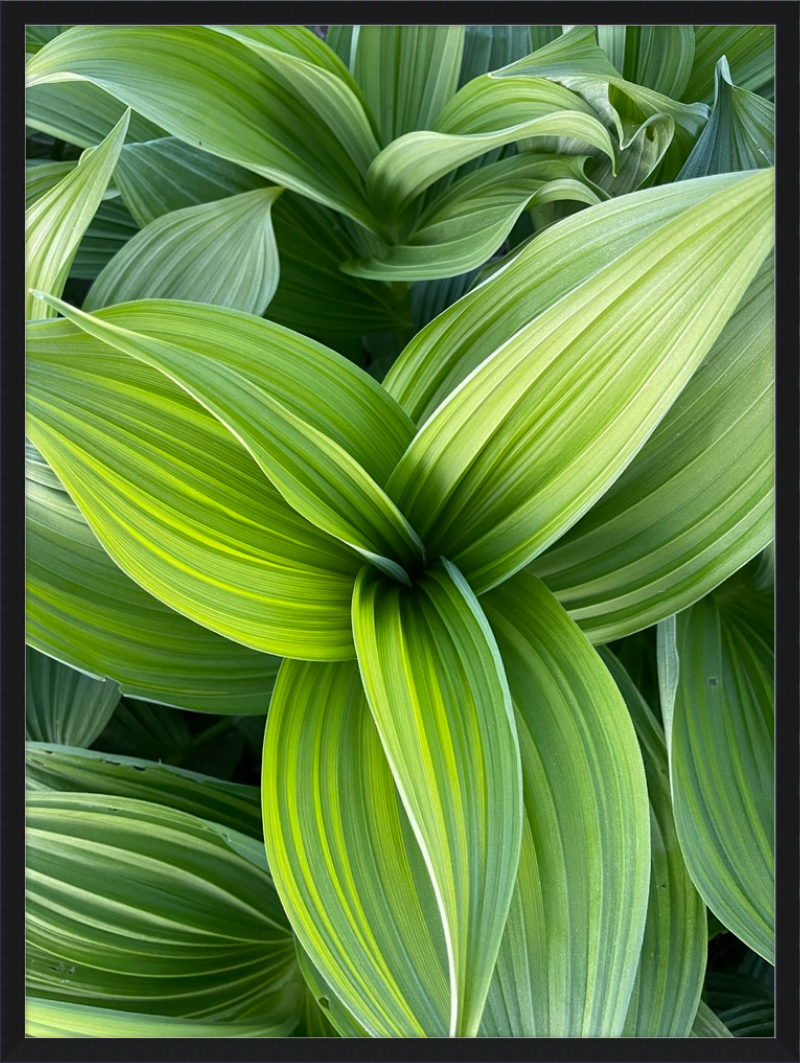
[479,572,650,1036]
[26,316,361,661]
[387,169,773,595]
[26,648,121,748]
[26,109,129,319]
[683,27,774,104]
[352,560,522,1036]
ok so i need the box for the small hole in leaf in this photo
[132,765,146,771]
[319,997,330,1009]
[707,677,718,686]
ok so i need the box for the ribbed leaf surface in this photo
[26,648,121,747]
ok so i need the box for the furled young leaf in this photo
[588,113,675,195]
[34,296,423,582]
[690,1000,733,1037]
[26,648,121,747]
[26,78,165,147]
[479,573,650,1035]
[27,794,298,1021]
[596,26,695,100]
[26,109,129,319]
[683,26,775,104]
[69,197,139,280]
[26,439,280,713]
[263,659,451,1037]
[658,567,774,962]
[353,27,465,145]
[26,317,362,661]
[678,57,774,179]
[353,560,522,1037]
[530,253,773,644]
[27,25,383,231]
[26,743,264,841]
[84,187,284,315]
[387,168,773,595]
[599,649,706,1037]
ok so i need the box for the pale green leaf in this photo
[26,439,280,713]
[352,560,522,1037]
[530,253,774,643]
[387,169,773,595]
[84,188,283,315]
[26,78,165,147]
[479,572,650,1035]
[35,296,423,581]
[690,1000,733,1037]
[684,27,774,104]
[26,160,79,208]
[26,648,121,747]
[26,317,362,661]
[26,109,129,319]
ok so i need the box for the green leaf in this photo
[84,188,283,315]
[263,659,451,1037]
[479,573,650,1035]
[26,743,264,841]
[294,944,370,1037]
[599,649,706,1037]
[530,253,774,644]
[690,1000,733,1037]
[352,559,522,1037]
[26,160,79,207]
[683,27,775,104]
[27,793,298,1021]
[588,113,676,196]
[26,317,361,661]
[459,26,533,88]
[353,27,465,145]
[26,109,129,319]
[27,25,383,230]
[26,648,121,747]
[35,296,423,581]
[26,78,165,147]
[706,959,774,1038]
[678,57,774,179]
[386,169,773,595]
[26,439,280,713]
[658,569,774,962]
[597,26,695,100]
[70,197,139,281]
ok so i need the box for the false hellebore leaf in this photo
[26,647,121,748]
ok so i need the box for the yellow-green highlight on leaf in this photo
[352,559,522,1037]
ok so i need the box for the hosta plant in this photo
[23,22,775,1040]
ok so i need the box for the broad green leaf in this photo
[528,26,564,52]
[26,78,165,147]
[26,997,298,1037]
[27,25,383,230]
[84,188,283,315]
[678,57,774,179]
[26,160,79,207]
[387,169,774,595]
[691,1000,733,1037]
[263,658,451,1037]
[26,317,362,661]
[26,109,129,319]
[353,27,465,145]
[599,649,706,1037]
[27,794,297,1021]
[366,75,614,226]
[343,153,603,281]
[36,296,423,581]
[26,743,263,841]
[479,573,650,1035]
[69,196,139,280]
[26,648,121,747]
[294,945,370,1037]
[530,254,774,643]
[588,113,675,196]
[658,568,774,962]
[325,25,357,70]
[352,560,522,1037]
[684,27,775,104]
[597,26,695,100]
[26,439,280,713]
[26,25,63,53]
[459,26,533,88]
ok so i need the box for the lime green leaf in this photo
[26,438,280,713]
[26,317,361,661]
[26,109,129,319]
[459,26,533,87]
[599,649,706,1036]
[658,569,774,962]
[366,75,614,226]
[530,253,773,643]
[84,188,283,315]
[479,573,650,1035]
[387,169,773,595]
[352,560,522,1037]
[684,27,774,104]
[263,659,451,1037]
[597,26,695,100]
[26,78,165,147]
[353,27,465,145]
[26,743,263,840]
[26,997,298,1037]
[26,648,121,747]
[691,1000,733,1037]
[27,25,383,230]
[678,57,774,179]
[294,945,370,1037]
[70,197,139,280]
[26,160,79,207]
[35,296,423,581]
[27,794,297,1021]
